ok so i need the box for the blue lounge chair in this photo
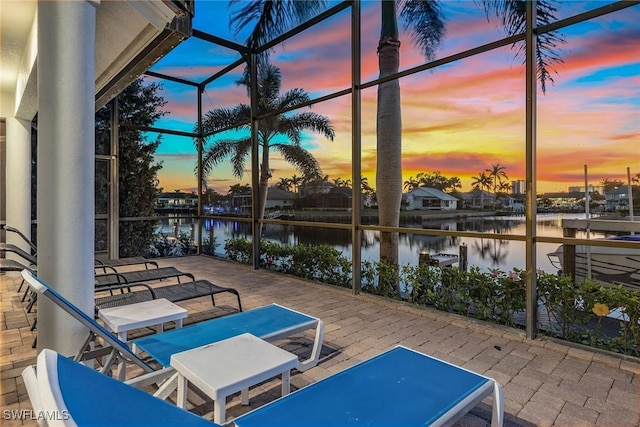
[235,345,503,427]
[23,349,215,427]
[25,346,503,427]
[21,270,323,389]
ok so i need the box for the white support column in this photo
[37,0,98,355]
[5,118,32,264]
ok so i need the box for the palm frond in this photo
[399,0,446,60]
[240,63,283,102]
[273,144,322,178]
[276,88,311,111]
[230,138,252,178]
[202,106,251,135]
[202,139,235,168]
[229,0,328,50]
[482,0,564,93]
[279,112,335,144]
[201,139,243,184]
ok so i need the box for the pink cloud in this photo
[157,5,639,194]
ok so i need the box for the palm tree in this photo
[499,180,512,196]
[303,173,330,196]
[471,172,492,209]
[375,1,562,264]
[486,163,509,209]
[227,0,563,263]
[338,178,352,188]
[200,63,334,221]
[276,177,292,191]
[289,174,303,195]
[375,2,445,265]
[361,175,376,207]
[403,176,420,192]
[228,183,251,196]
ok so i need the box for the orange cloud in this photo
[157,5,639,195]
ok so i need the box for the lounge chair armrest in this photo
[95,272,130,288]
[1,244,37,265]
[94,282,157,299]
[94,264,118,275]
[176,272,195,283]
[94,258,159,271]
[1,225,38,253]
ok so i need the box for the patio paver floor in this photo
[2,255,639,426]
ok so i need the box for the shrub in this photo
[149,231,192,257]
[221,237,639,356]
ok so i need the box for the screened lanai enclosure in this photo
[11,0,640,355]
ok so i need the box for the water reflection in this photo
[473,238,509,267]
[162,213,613,274]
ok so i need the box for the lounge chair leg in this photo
[153,372,179,401]
[296,319,324,372]
[26,295,37,312]
[74,332,96,362]
[235,291,243,311]
[176,374,188,408]
[241,388,249,405]
[491,381,504,427]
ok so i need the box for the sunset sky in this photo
[145,0,639,195]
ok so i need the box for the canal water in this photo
[161,213,607,275]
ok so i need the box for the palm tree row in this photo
[403,171,462,193]
[471,163,510,209]
[275,173,375,196]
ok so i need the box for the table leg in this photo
[282,370,291,395]
[176,374,188,409]
[214,398,226,425]
[117,331,128,380]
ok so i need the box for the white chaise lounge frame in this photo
[21,270,324,397]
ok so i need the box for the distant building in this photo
[296,187,351,210]
[500,197,525,213]
[460,189,495,209]
[265,187,296,210]
[298,181,334,197]
[157,191,198,208]
[537,191,585,210]
[605,187,631,211]
[231,187,296,213]
[511,180,526,195]
[568,185,605,194]
[404,187,458,211]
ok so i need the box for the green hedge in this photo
[223,237,639,357]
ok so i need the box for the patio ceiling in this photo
[0,0,192,119]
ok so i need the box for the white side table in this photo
[171,333,299,425]
[98,298,188,379]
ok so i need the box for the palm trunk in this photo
[258,143,270,223]
[376,32,402,266]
